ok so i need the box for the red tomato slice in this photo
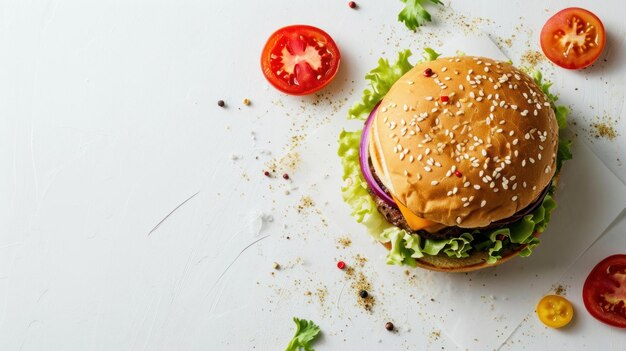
[583,254,626,328]
[540,7,606,69]
[261,25,340,95]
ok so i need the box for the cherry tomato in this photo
[540,7,606,69]
[536,295,574,328]
[261,25,340,95]
[583,254,626,328]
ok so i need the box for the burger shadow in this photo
[574,30,620,76]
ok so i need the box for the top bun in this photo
[369,56,558,228]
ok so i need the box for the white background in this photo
[1,0,625,350]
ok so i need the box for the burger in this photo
[339,51,571,272]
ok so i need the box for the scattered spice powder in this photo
[591,121,618,140]
[337,236,352,249]
[352,272,375,311]
[520,50,545,67]
[297,196,315,213]
[553,284,567,296]
[354,254,368,267]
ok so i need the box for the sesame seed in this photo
[403,104,409,111]
[431,180,439,186]
[452,187,458,194]
[481,200,487,208]
[408,81,414,85]
[474,185,481,190]
[426,96,433,101]
[456,217,462,225]
[512,195,518,201]
[382,107,388,112]
[424,166,432,172]
[464,181,470,187]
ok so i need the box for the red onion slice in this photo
[359,104,397,207]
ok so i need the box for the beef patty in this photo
[368,158,550,240]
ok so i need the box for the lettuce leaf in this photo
[398,0,444,31]
[339,52,572,266]
[285,317,321,351]
[348,49,441,121]
[532,70,572,170]
[348,50,414,120]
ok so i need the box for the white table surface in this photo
[1,0,625,350]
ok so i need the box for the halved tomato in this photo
[536,295,574,328]
[261,25,340,95]
[540,7,606,69]
[583,254,626,328]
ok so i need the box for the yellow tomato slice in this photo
[536,295,574,328]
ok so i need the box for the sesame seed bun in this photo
[370,56,559,228]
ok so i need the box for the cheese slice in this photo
[392,195,437,230]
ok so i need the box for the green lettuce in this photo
[284,317,321,351]
[532,70,572,170]
[348,49,440,121]
[398,0,444,31]
[339,51,572,266]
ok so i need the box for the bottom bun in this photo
[380,175,560,273]
[381,239,531,272]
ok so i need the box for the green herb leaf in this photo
[285,317,321,351]
[398,0,444,31]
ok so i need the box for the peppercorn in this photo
[385,322,394,331]
[348,1,357,8]
[217,100,225,107]
[359,290,368,298]
[263,171,270,177]
[282,173,289,180]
